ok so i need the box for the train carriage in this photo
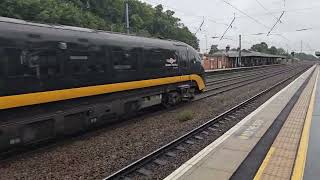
[0,17,205,151]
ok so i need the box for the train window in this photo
[68,50,107,75]
[87,51,107,73]
[37,51,60,77]
[112,50,137,71]
[191,55,197,63]
[179,50,188,68]
[196,55,201,62]
[5,48,38,78]
[144,50,165,69]
[69,51,90,74]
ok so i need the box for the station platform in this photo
[165,64,319,180]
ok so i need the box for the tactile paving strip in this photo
[257,68,318,180]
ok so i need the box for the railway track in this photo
[0,64,308,162]
[104,65,312,179]
[198,65,299,99]
[205,65,279,79]
[205,65,284,85]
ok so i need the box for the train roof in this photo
[0,16,192,50]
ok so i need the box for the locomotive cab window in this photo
[178,49,188,68]
[191,54,197,64]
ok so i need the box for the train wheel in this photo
[162,91,181,108]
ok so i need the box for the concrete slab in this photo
[179,167,231,180]
[201,148,248,172]
[222,135,260,151]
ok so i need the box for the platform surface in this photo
[164,65,317,180]
[254,66,318,180]
[304,67,320,180]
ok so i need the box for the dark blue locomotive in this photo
[0,17,205,151]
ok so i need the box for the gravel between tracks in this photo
[0,64,311,180]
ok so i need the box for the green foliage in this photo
[250,42,319,61]
[0,0,199,49]
[0,0,107,29]
[250,42,287,55]
[295,53,319,61]
[268,46,278,55]
[250,42,269,53]
[177,110,194,122]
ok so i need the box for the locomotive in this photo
[0,17,205,151]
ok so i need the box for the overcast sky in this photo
[140,0,320,54]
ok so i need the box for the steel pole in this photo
[239,34,242,67]
[125,1,130,34]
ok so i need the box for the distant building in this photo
[202,50,286,70]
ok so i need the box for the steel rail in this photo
[205,65,281,83]
[205,65,294,85]
[197,66,303,100]
[205,66,296,89]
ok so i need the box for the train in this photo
[0,17,205,151]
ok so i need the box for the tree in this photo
[295,53,319,61]
[277,48,287,55]
[250,42,268,53]
[248,42,319,61]
[268,46,278,55]
[209,45,219,54]
[0,0,199,49]
[0,0,107,29]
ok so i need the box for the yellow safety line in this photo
[291,67,319,180]
[253,147,276,180]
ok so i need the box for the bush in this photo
[178,110,194,122]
